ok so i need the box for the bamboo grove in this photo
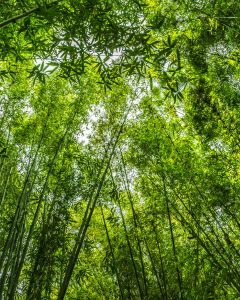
[1,0,240,299]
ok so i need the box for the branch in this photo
[0,1,58,29]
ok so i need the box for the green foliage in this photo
[0,0,240,299]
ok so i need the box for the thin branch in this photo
[0,1,58,29]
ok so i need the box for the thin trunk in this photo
[57,99,135,298]
[162,176,184,300]
[58,113,127,299]
[0,111,50,276]
[119,149,148,297]
[153,225,168,298]
[101,206,124,300]
[144,236,165,299]
[8,108,75,298]
[0,166,12,207]
[157,175,240,292]
[116,193,143,300]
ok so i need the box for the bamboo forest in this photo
[1,0,240,299]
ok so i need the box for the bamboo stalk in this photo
[101,206,124,300]
[162,175,184,300]
[116,191,143,300]
[8,108,76,297]
[119,149,148,297]
[58,112,128,300]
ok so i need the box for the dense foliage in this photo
[1,0,240,299]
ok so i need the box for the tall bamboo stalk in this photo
[58,107,129,299]
[100,206,124,300]
[8,109,77,298]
